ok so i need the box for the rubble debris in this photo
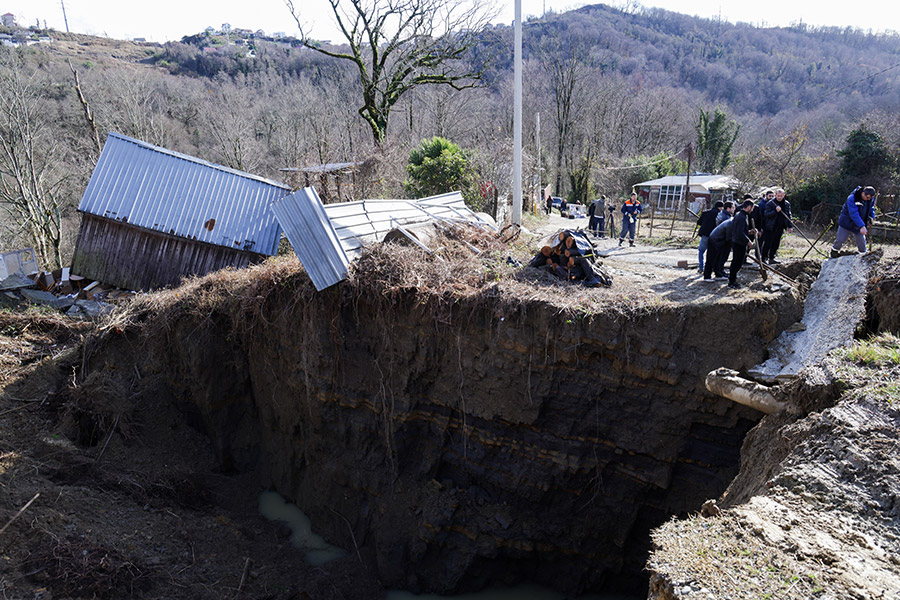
[19,288,76,310]
[66,299,115,319]
[0,273,36,291]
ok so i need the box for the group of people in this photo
[696,185,877,289]
[547,193,645,246]
[527,230,611,287]
[696,196,761,289]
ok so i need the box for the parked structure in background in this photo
[71,133,290,291]
[1,13,15,27]
[633,174,740,213]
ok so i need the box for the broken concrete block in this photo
[20,288,75,310]
[73,299,114,319]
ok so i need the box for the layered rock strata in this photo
[102,280,803,595]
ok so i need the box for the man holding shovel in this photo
[831,186,876,257]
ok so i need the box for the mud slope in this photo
[72,256,803,596]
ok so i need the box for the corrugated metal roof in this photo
[78,133,290,255]
[270,187,350,292]
[280,162,362,174]
[634,174,738,190]
[271,189,495,291]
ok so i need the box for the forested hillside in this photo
[1,2,899,269]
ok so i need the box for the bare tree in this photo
[536,36,593,195]
[198,81,265,173]
[285,0,497,146]
[0,57,68,268]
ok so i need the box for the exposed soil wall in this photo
[81,262,804,596]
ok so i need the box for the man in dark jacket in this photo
[728,200,757,289]
[588,196,607,238]
[831,186,876,257]
[762,188,792,264]
[752,190,774,246]
[702,213,734,281]
[697,201,724,273]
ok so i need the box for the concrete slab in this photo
[748,253,878,383]
[20,288,75,310]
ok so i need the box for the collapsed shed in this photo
[270,187,495,291]
[71,133,290,291]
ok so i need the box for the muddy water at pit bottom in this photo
[260,491,641,600]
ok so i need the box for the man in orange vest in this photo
[618,193,643,247]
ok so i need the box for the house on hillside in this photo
[71,133,290,291]
[633,174,740,213]
[1,13,15,27]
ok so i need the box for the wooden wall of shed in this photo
[71,215,267,290]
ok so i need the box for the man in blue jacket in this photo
[831,186,876,257]
[618,193,643,247]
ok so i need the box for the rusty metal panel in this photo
[78,132,290,255]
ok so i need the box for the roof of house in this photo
[77,132,290,255]
[634,174,739,191]
[271,188,495,291]
[279,162,362,175]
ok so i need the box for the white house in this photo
[1,13,15,28]
[633,174,740,213]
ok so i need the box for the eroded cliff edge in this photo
[647,256,900,600]
[76,251,805,596]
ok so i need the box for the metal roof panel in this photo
[78,133,290,255]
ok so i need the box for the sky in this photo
[2,0,898,43]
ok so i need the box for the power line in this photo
[800,60,900,108]
[593,147,685,171]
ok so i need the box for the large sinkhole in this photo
[77,261,813,598]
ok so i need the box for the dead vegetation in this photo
[23,535,151,600]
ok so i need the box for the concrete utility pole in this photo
[512,0,523,225]
[60,0,69,33]
[535,112,541,208]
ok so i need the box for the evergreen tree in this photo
[695,108,740,174]
[838,125,893,183]
[405,137,476,202]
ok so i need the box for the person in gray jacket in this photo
[588,196,607,238]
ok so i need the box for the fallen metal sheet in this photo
[270,187,350,292]
[271,189,495,291]
[748,253,878,383]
